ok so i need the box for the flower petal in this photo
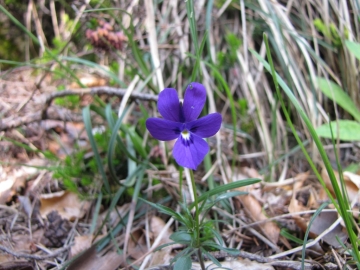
[146,118,182,141]
[186,113,222,138]
[173,133,209,170]
[158,88,182,122]
[182,82,206,122]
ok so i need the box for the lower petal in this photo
[172,133,209,170]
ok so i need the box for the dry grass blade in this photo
[145,0,164,91]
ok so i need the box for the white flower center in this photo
[181,129,190,140]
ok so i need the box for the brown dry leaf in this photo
[67,246,124,270]
[288,173,312,234]
[69,76,107,89]
[70,235,105,258]
[149,216,174,266]
[10,229,44,254]
[309,211,347,248]
[0,177,17,204]
[0,166,32,204]
[238,193,280,244]
[43,121,86,159]
[127,229,148,260]
[235,168,279,244]
[288,176,308,214]
[288,172,346,248]
[192,258,274,270]
[40,191,90,220]
[321,167,360,202]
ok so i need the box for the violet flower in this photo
[146,82,222,170]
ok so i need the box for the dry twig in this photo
[0,86,158,131]
[0,244,70,260]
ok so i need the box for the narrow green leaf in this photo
[301,202,330,269]
[201,191,247,212]
[345,40,360,61]
[317,77,360,122]
[201,248,221,267]
[280,229,303,244]
[61,56,126,87]
[316,120,360,141]
[195,178,260,207]
[140,199,185,223]
[201,241,239,255]
[82,106,110,193]
[127,126,147,158]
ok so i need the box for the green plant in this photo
[314,41,360,142]
[252,34,360,267]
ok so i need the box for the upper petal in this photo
[146,118,182,141]
[158,88,181,122]
[172,133,209,170]
[182,82,206,122]
[186,113,222,138]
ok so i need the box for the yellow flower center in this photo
[181,129,190,140]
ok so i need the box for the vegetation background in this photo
[0,0,360,269]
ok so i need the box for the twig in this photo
[0,244,70,260]
[41,86,158,118]
[0,86,158,131]
[207,250,315,270]
[0,107,82,131]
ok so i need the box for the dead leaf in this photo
[70,235,105,258]
[309,211,347,248]
[70,235,93,258]
[0,166,31,204]
[321,167,360,202]
[68,246,124,270]
[69,76,107,89]
[11,229,44,254]
[237,193,280,244]
[40,191,89,221]
[288,174,313,235]
[127,229,148,260]
[235,169,279,244]
[149,216,174,266]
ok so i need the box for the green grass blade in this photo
[194,178,261,208]
[301,202,330,269]
[61,56,126,87]
[186,0,199,52]
[90,192,103,234]
[82,106,110,193]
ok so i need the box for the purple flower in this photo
[146,82,222,170]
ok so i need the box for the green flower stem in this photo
[189,169,205,270]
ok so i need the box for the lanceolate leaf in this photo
[316,120,360,141]
[317,77,360,122]
[345,40,360,61]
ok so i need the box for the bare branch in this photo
[0,86,158,131]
